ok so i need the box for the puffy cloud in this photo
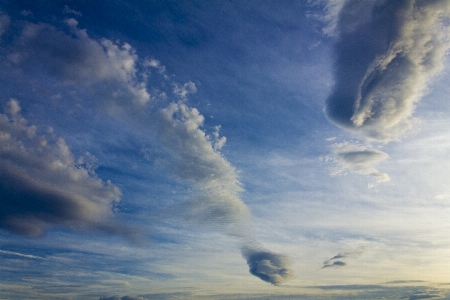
[329,142,390,187]
[7,18,150,105]
[326,0,450,142]
[242,247,295,285]
[0,99,122,237]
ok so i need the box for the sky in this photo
[0,0,450,299]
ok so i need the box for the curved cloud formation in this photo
[326,0,450,142]
[0,99,121,237]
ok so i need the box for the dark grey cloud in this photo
[0,99,122,237]
[326,0,450,142]
[242,247,295,285]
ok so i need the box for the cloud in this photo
[0,11,10,36]
[242,246,295,286]
[157,102,251,234]
[322,261,347,269]
[0,99,122,237]
[326,0,450,142]
[63,5,82,16]
[0,249,45,260]
[329,142,390,187]
[7,18,150,106]
[99,296,148,300]
[320,246,365,269]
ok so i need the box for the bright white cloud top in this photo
[0,1,450,299]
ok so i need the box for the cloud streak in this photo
[326,0,450,142]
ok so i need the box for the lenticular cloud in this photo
[326,0,450,142]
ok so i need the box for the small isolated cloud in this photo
[0,99,122,237]
[20,10,33,17]
[63,5,82,16]
[330,142,390,187]
[322,261,347,269]
[321,246,366,269]
[326,0,450,142]
[242,246,295,285]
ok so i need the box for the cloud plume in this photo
[326,0,450,142]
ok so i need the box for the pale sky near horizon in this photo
[1,1,450,299]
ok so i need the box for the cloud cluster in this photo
[330,142,390,187]
[326,0,450,142]
[0,99,121,237]
[242,247,295,285]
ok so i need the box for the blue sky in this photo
[1,1,450,299]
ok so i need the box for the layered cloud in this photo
[326,0,450,142]
[0,99,122,237]
[329,142,390,187]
